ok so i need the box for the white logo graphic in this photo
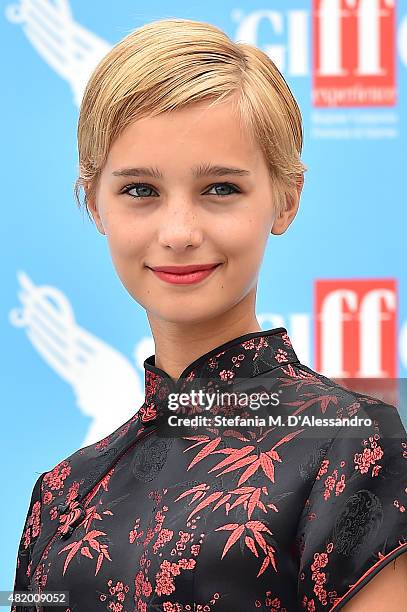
[9,271,154,447]
[5,0,111,106]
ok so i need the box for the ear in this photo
[271,174,304,236]
[84,183,106,235]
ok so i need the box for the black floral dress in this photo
[12,328,407,611]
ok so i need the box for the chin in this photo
[156,309,212,325]
[148,300,225,325]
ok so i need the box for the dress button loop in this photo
[60,525,75,539]
[59,505,86,540]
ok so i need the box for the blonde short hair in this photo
[74,17,307,219]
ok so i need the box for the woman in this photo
[12,17,407,611]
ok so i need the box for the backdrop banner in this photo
[2,0,406,589]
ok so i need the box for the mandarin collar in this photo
[30,327,300,574]
[139,327,299,424]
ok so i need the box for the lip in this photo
[148,263,222,273]
[147,263,222,285]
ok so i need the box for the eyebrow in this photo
[111,163,251,179]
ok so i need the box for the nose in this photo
[157,202,203,251]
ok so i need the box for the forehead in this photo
[104,100,262,172]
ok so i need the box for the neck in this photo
[147,302,262,382]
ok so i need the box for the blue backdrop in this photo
[2,0,406,590]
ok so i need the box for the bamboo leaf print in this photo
[245,535,258,557]
[60,540,82,575]
[207,446,255,473]
[81,546,93,559]
[83,529,107,539]
[96,552,104,575]
[257,555,270,576]
[186,437,222,470]
[174,483,208,504]
[229,486,256,495]
[186,491,224,522]
[259,453,275,483]
[272,429,305,449]
[252,529,268,555]
[219,524,245,559]
[266,450,282,462]
[182,435,212,451]
[87,538,101,552]
[214,454,257,476]
[246,520,272,533]
[212,494,231,512]
[228,493,251,512]
[238,458,261,486]
[215,523,239,531]
[223,430,251,442]
[248,488,261,520]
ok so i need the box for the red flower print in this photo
[135,570,153,599]
[281,333,292,348]
[66,481,80,504]
[393,499,406,512]
[23,500,41,548]
[354,436,384,475]
[43,491,53,505]
[311,552,328,570]
[335,475,346,495]
[219,369,235,381]
[129,517,144,544]
[95,437,110,449]
[99,578,130,612]
[153,528,174,553]
[256,588,288,611]
[308,543,335,605]
[155,558,196,596]
[316,459,329,480]
[242,339,257,350]
[275,349,289,364]
[49,506,58,520]
[139,405,157,423]
[43,460,71,491]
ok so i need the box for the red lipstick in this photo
[147,263,222,285]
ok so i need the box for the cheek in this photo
[222,214,270,266]
[104,215,145,260]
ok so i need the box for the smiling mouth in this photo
[147,263,223,284]
[147,263,222,274]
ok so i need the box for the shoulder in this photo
[275,360,406,435]
[291,365,407,609]
[41,408,144,504]
[19,409,148,581]
[13,471,46,589]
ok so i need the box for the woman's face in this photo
[87,99,301,325]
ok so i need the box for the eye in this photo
[120,182,241,200]
[121,183,157,199]
[205,183,241,197]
